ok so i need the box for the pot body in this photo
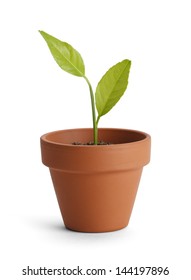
[41,128,151,232]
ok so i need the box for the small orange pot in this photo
[41,128,151,232]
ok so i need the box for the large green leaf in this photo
[39,31,85,77]
[95,59,131,118]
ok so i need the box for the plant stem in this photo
[83,76,98,144]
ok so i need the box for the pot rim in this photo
[41,127,150,148]
[41,128,151,171]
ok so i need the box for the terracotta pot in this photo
[41,128,151,232]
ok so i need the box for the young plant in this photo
[39,31,131,145]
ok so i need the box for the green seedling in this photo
[39,31,131,145]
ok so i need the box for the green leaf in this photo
[95,59,131,118]
[39,30,85,77]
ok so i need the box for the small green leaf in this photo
[95,59,131,118]
[39,30,85,77]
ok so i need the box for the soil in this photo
[72,141,112,146]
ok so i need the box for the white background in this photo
[1,0,191,279]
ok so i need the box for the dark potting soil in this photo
[72,141,112,146]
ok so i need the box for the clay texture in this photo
[41,128,151,232]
